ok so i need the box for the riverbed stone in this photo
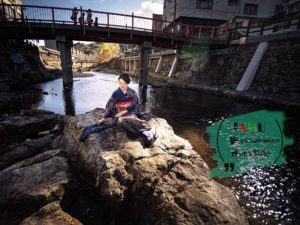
[20,201,82,225]
[0,134,56,171]
[59,108,249,225]
[0,109,65,145]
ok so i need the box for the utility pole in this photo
[174,0,177,21]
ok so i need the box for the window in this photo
[235,21,243,28]
[164,0,172,9]
[244,3,258,15]
[274,5,284,16]
[283,20,290,29]
[196,0,213,10]
[288,2,300,14]
[228,0,239,6]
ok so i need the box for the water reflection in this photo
[63,87,75,116]
[138,84,148,110]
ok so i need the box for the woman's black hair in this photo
[118,73,131,84]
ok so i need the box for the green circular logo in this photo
[207,110,293,178]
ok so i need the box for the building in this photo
[228,0,300,43]
[152,13,164,31]
[163,0,291,26]
[286,0,300,14]
[0,0,23,21]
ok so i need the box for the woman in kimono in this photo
[97,73,159,145]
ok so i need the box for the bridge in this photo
[0,3,228,87]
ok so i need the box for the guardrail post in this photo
[80,6,83,25]
[198,27,202,38]
[132,12,134,30]
[185,24,189,38]
[246,20,251,37]
[260,20,264,35]
[13,5,16,20]
[211,27,215,39]
[107,13,109,27]
[52,8,55,24]
[20,5,24,22]
[1,2,6,21]
[224,25,228,42]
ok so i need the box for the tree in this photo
[99,43,120,63]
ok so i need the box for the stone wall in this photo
[188,39,300,98]
[250,39,300,97]
[194,44,258,89]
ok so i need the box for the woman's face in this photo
[118,78,128,92]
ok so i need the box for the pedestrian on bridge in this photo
[87,9,93,26]
[71,7,78,25]
[78,12,85,25]
[94,17,99,27]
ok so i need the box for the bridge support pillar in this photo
[139,41,152,86]
[56,35,73,88]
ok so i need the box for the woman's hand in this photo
[96,118,104,125]
[115,110,128,118]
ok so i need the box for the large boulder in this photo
[59,109,249,225]
[0,149,70,209]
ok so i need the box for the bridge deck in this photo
[0,22,227,49]
[0,3,228,48]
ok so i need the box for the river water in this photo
[33,72,299,225]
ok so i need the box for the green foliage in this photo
[73,42,100,55]
[99,43,120,63]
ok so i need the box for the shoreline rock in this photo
[59,108,249,225]
[0,109,65,145]
[0,109,83,225]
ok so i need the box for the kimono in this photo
[103,87,141,118]
[79,87,158,146]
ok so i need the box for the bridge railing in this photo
[228,11,300,41]
[0,3,228,41]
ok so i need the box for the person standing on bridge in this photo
[78,12,85,25]
[94,17,99,27]
[87,9,93,26]
[71,7,78,25]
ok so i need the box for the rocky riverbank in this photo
[95,58,123,75]
[0,108,249,225]
[0,40,61,91]
[0,40,62,115]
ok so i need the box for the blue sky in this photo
[23,0,163,16]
